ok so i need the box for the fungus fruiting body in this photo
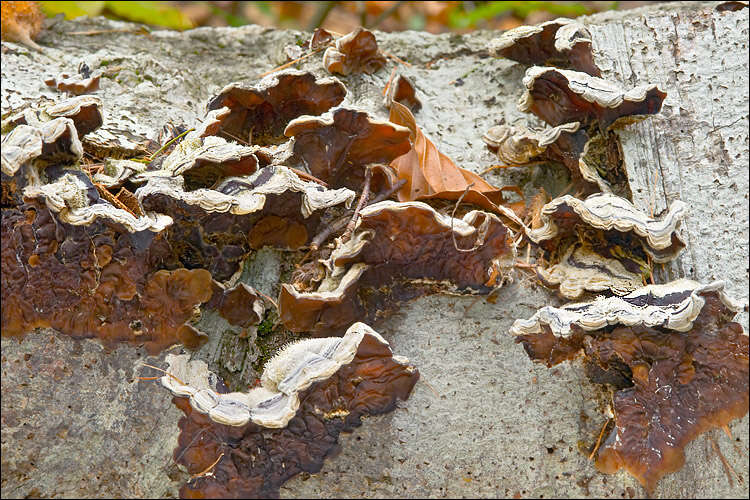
[161,323,419,498]
[322,27,386,76]
[511,280,749,492]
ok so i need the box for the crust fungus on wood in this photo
[45,71,101,95]
[3,95,103,139]
[279,201,516,336]
[384,74,421,113]
[323,27,387,76]
[137,166,354,281]
[205,70,346,146]
[284,107,411,190]
[511,280,748,493]
[519,66,666,128]
[528,193,687,264]
[161,322,419,498]
[489,18,601,76]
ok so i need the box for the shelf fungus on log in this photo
[2,117,84,206]
[137,166,355,281]
[528,193,687,264]
[135,135,266,191]
[0,170,219,353]
[323,27,387,76]
[205,70,346,146]
[488,18,601,76]
[279,200,516,336]
[285,107,411,190]
[511,279,749,492]
[160,322,419,498]
[519,67,666,128]
[384,74,421,113]
[3,95,103,138]
[45,70,101,95]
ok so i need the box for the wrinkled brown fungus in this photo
[309,27,334,50]
[384,74,422,113]
[512,280,749,492]
[45,71,101,95]
[519,67,666,128]
[489,18,601,76]
[162,323,419,498]
[4,95,103,139]
[279,201,516,335]
[323,27,386,76]
[284,107,411,190]
[206,70,346,146]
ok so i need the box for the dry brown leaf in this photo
[388,101,508,213]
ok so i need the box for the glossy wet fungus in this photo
[489,18,601,76]
[206,70,346,146]
[511,280,749,493]
[323,27,387,76]
[279,201,516,336]
[162,323,419,498]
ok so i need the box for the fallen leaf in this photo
[388,101,512,214]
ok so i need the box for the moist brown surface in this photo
[173,334,419,498]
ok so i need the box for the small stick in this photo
[382,50,411,67]
[140,363,187,386]
[525,243,531,265]
[149,128,194,160]
[190,452,225,480]
[67,27,150,36]
[480,161,548,175]
[451,184,479,253]
[709,435,739,487]
[420,377,440,398]
[255,289,278,310]
[589,418,611,461]
[369,178,406,204]
[383,65,397,96]
[258,46,327,78]
[341,167,372,243]
[289,167,328,187]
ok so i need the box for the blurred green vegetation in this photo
[37,1,625,33]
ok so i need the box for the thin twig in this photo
[382,50,412,67]
[255,289,278,310]
[190,452,225,480]
[589,418,611,461]
[709,435,739,487]
[140,363,187,386]
[451,183,478,253]
[67,27,150,36]
[341,167,373,243]
[420,377,440,398]
[383,65,397,96]
[289,167,328,187]
[308,217,349,254]
[369,178,406,204]
[149,128,194,161]
[258,47,326,78]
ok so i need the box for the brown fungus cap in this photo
[513,286,748,493]
[384,74,421,113]
[4,95,103,139]
[284,107,411,189]
[279,201,516,336]
[45,71,101,95]
[519,67,666,128]
[489,18,601,76]
[1,199,212,353]
[170,325,419,499]
[206,70,346,146]
[322,27,386,76]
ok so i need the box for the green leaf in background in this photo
[448,1,592,29]
[39,1,194,30]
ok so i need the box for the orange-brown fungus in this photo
[173,333,419,498]
[516,294,749,492]
[45,73,101,95]
[1,200,213,353]
[323,27,386,76]
[248,215,308,250]
[206,71,346,146]
[284,108,411,190]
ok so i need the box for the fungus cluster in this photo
[491,17,748,493]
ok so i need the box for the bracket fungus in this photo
[160,322,419,498]
[489,18,601,76]
[45,70,101,95]
[280,200,516,336]
[3,95,103,138]
[322,27,386,76]
[519,67,666,128]
[285,107,411,190]
[137,166,355,281]
[511,280,749,492]
[528,193,686,264]
[384,74,421,113]
[206,70,346,146]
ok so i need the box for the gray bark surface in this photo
[1,2,747,498]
